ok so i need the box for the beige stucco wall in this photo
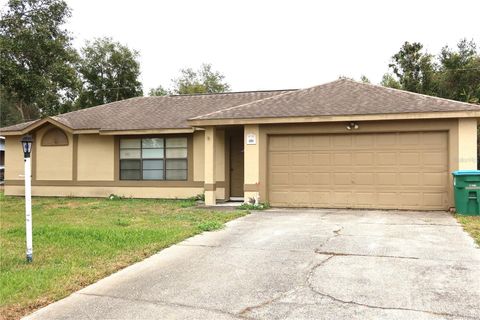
[193,131,205,181]
[215,129,225,182]
[457,118,478,170]
[256,118,465,208]
[5,185,203,198]
[35,125,73,180]
[244,124,260,201]
[77,134,115,181]
[4,136,24,180]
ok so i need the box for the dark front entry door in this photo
[230,132,244,198]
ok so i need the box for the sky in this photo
[3,0,480,93]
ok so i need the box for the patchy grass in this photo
[0,193,246,320]
[197,220,223,231]
[456,215,480,246]
[238,202,270,210]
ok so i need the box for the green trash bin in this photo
[452,170,480,215]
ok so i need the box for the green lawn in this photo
[456,215,480,246]
[0,193,246,320]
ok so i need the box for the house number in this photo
[246,133,256,145]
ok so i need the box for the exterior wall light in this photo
[346,122,359,130]
[21,135,33,158]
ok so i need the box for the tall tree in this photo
[380,73,401,89]
[76,37,142,109]
[388,42,437,95]
[437,39,480,104]
[148,85,168,96]
[171,63,230,94]
[0,0,79,124]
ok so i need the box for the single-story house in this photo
[1,79,479,210]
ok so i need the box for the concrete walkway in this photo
[25,209,480,320]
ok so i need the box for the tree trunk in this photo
[14,100,26,122]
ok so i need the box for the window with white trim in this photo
[119,137,188,180]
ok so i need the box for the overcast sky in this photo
[5,0,480,93]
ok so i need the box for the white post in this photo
[24,156,33,263]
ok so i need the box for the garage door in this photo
[268,132,449,210]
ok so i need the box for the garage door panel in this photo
[422,132,447,146]
[423,152,448,166]
[353,134,375,147]
[376,152,397,165]
[311,173,330,185]
[268,132,448,210]
[354,152,375,165]
[332,135,352,147]
[311,136,331,148]
[399,152,421,165]
[311,153,330,165]
[291,153,310,166]
[353,173,375,185]
[399,173,420,186]
[291,173,310,185]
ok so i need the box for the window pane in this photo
[166,148,187,158]
[143,170,164,180]
[121,169,141,180]
[142,138,164,149]
[166,137,187,148]
[166,159,187,170]
[142,149,164,159]
[120,139,141,149]
[121,159,141,170]
[143,159,163,170]
[120,149,141,159]
[166,169,187,180]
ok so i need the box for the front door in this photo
[229,132,244,198]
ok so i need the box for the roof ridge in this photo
[344,78,480,107]
[166,89,297,98]
[190,79,345,120]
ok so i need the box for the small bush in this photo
[108,194,124,201]
[238,202,270,210]
[197,221,223,231]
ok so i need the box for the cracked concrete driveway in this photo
[25,209,480,320]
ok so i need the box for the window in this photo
[41,128,69,146]
[120,137,188,180]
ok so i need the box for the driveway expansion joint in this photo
[75,292,247,319]
[314,250,420,260]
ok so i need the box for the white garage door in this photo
[268,132,449,210]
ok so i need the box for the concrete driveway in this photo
[25,209,480,320]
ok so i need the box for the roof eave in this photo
[188,110,480,126]
[0,117,74,136]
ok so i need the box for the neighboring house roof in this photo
[1,79,480,134]
[191,79,480,122]
[0,90,293,134]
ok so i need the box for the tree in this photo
[76,37,142,109]
[388,42,437,95]
[360,75,371,83]
[437,39,480,104]
[0,0,79,124]
[171,63,230,94]
[380,73,401,89]
[149,85,169,96]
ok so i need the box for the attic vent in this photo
[41,128,69,146]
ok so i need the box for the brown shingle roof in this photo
[192,79,480,120]
[0,90,293,132]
